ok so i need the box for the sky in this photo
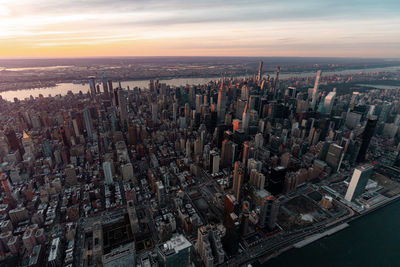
[0,0,399,58]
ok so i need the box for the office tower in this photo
[350,92,360,106]
[83,108,93,139]
[173,102,178,122]
[357,118,377,162]
[242,101,250,134]
[194,138,203,156]
[286,87,297,98]
[127,125,137,145]
[65,165,77,186]
[249,169,265,190]
[242,142,249,165]
[195,94,203,113]
[113,87,119,107]
[196,225,225,266]
[310,70,322,110]
[102,70,109,97]
[241,86,249,101]
[121,163,134,180]
[378,102,391,123]
[189,86,195,108]
[345,111,362,129]
[157,234,193,267]
[232,161,244,201]
[272,66,280,96]
[88,76,96,95]
[259,195,280,230]
[118,90,128,127]
[103,161,113,185]
[257,61,263,86]
[42,139,53,158]
[185,140,191,158]
[5,128,20,152]
[217,84,226,122]
[152,102,158,123]
[247,158,262,174]
[107,80,113,98]
[324,91,336,115]
[268,166,286,195]
[209,150,220,174]
[221,139,233,168]
[345,165,374,201]
[184,103,190,121]
[325,143,344,172]
[0,173,12,197]
[254,133,264,148]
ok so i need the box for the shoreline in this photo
[1,64,400,94]
[257,193,400,265]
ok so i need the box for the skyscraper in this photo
[221,139,233,168]
[118,89,128,127]
[356,118,377,162]
[232,161,244,201]
[5,128,20,152]
[345,165,374,201]
[88,76,96,95]
[310,70,322,110]
[324,91,336,115]
[102,70,109,97]
[272,66,280,97]
[103,161,113,185]
[83,108,93,139]
[325,143,344,172]
[217,84,226,122]
[259,195,280,230]
[242,101,250,134]
[257,61,263,86]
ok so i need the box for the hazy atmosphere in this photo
[0,0,399,58]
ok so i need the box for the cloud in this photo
[0,0,399,57]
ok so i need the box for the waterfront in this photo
[1,65,400,101]
[266,199,400,267]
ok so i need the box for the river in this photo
[265,199,400,267]
[1,65,400,101]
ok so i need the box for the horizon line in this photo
[1,55,400,60]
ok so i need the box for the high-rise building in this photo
[65,165,77,186]
[249,169,265,190]
[310,70,322,110]
[232,161,244,201]
[325,143,344,171]
[217,84,226,122]
[102,70,109,96]
[357,118,377,162]
[88,76,96,95]
[157,234,193,267]
[345,165,374,201]
[4,128,20,152]
[152,103,158,123]
[242,142,249,165]
[242,101,250,134]
[221,139,233,168]
[209,150,220,174]
[173,102,178,122]
[268,166,286,195]
[83,108,94,139]
[259,195,280,230]
[324,91,336,115]
[118,89,128,127]
[257,61,263,86]
[195,94,203,113]
[247,158,262,174]
[103,161,113,185]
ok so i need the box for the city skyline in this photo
[0,0,399,58]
